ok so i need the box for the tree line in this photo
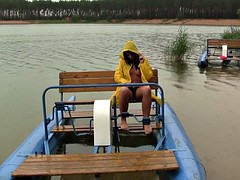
[0,0,240,21]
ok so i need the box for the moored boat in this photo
[197,39,240,69]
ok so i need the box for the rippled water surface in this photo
[0,24,240,180]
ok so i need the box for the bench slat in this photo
[60,77,116,85]
[60,71,115,79]
[12,150,178,177]
[207,39,240,48]
[60,86,116,93]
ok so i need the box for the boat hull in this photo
[0,102,206,180]
[163,103,206,180]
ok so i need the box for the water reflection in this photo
[204,66,240,89]
[164,58,190,86]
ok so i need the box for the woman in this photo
[111,40,160,134]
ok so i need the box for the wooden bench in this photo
[55,69,160,133]
[207,39,240,61]
[54,69,160,133]
[58,69,158,117]
[12,150,178,177]
[59,69,158,96]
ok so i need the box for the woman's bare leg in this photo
[119,87,132,130]
[135,86,152,134]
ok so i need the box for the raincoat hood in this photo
[120,40,139,59]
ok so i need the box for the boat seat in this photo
[58,70,158,104]
[12,150,178,177]
[63,107,158,119]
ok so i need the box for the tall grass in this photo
[166,26,194,61]
[221,26,240,39]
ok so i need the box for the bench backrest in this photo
[207,39,240,48]
[59,69,158,93]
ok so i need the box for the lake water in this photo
[0,24,240,180]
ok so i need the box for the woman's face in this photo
[125,51,135,61]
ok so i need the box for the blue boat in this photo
[0,70,206,180]
[197,39,240,69]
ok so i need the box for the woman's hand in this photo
[139,53,144,63]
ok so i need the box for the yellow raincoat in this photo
[111,40,161,105]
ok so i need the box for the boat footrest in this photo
[12,150,178,177]
[63,108,157,119]
[52,123,162,133]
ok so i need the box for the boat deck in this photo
[12,150,178,177]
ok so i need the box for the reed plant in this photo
[221,26,240,39]
[166,26,194,61]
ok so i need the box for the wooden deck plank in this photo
[64,110,93,118]
[63,108,158,119]
[12,150,178,177]
[52,123,161,133]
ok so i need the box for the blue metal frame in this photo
[42,83,165,154]
[93,146,112,154]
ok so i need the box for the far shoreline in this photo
[0,19,240,26]
[124,19,240,26]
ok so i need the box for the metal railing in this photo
[42,83,165,154]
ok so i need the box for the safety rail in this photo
[42,83,165,155]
